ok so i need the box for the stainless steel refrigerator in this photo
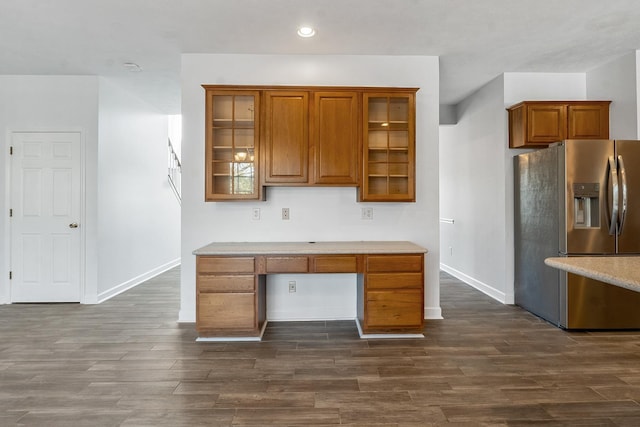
[514,139,640,329]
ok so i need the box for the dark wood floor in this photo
[1,269,640,426]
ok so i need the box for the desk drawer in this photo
[367,273,423,290]
[197,292,255,330]
[265,256,309,273]
[367,255,423,272]
[198,275,255,292]
[313,255,358,273]
[198,256,255,274]
[366,289,423,328]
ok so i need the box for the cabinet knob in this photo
[69,223,79,229]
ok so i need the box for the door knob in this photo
[69,223,79,228]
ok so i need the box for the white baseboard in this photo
[425,306,443,319]
[440,263,512,304]
[196,321,268,342]
[178,309,195,323]
[355,318,424,339]
[97,258,181,303]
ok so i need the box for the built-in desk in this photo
[193,241,428,341]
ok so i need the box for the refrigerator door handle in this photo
[618,154,628,234]
[608,156,619,236]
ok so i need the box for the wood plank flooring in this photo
[1,268,640,425]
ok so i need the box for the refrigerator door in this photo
[564,140,616,254]
[614,140,640,253]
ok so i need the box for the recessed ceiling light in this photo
[297,26,316,38]
[123,62,142,72]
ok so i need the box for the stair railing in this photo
[168,138,181,205]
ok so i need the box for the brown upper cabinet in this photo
[263,90,360,186]
[507,101,610,148]
[203,85,418,201]
[264,91,310,184]
[361,92,416,202]
[311,91,360,185]
[204,89,262,201]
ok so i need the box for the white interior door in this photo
[10,132,82,302]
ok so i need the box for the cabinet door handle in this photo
[69,223,79,229]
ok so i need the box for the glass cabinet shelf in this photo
[205,90,261,200]
[361,92,416,202]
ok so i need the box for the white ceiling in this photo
[2,0,640,114]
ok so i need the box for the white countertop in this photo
[544,256,640,293]
[193,241,428,256]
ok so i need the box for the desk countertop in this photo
[193,241,428,256]
[544,256,640,293]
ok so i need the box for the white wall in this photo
[503,73,586,104]
[439,75,512,302]
[96,78,181,301]
[0,76,100,304]
[168,115,182,159]
[1,75,180,305]
[180,54,441,323]
[440,72,586,303]
[586,52,638,139]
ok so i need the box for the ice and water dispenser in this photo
[573,183,600,228]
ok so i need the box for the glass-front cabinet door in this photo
[205,89,261,200]
[361,92,416,202]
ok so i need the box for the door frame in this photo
[3,129,87,304]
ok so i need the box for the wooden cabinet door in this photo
[567,103,609,139]
[311,91,360,185]
[205,90,261,200]
[197,292,256,330]
[361,92,416,202]
[264,91,309,183]
[527,104,566,144]
[365,289,423,328]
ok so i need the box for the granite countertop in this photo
[193,241,428,256]
[544,256,640,293]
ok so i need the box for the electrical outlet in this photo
[282,208,290,220]
[361,207,373,220]
[252,208,260,220]
[288,281,296,293]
